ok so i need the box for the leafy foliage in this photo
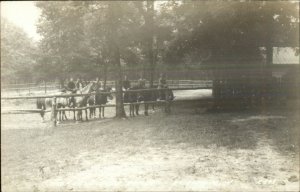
[160,1,299,67]
[1,17,37,83]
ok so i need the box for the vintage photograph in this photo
[1,1,299,191]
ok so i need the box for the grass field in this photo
[1,91,299,191]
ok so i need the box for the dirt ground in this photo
[1,91,300,191]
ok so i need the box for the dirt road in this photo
[1,101,299,191]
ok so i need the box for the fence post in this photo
[51,97,57,127]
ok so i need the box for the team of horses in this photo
[36,82,174,123]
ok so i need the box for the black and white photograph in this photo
[1,1,299,191]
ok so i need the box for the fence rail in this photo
[2,87,206,127]
[1,87,210,100]
[1,109,52,114]
[1,80,212,96]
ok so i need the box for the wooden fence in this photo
[1,87,210,127]
[1,80,212,97]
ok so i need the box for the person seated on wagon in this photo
[75,77,83,90]
[123,75,131,90]
[158,73,167,89]
[138,74,146,89]
[67,77,77,93]
[94,77,102,92]
[158,73,168,100]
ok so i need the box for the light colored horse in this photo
[36,92,70,122]
[71,82,96,121]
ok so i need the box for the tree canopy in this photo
[2,1,299,83]
[1,17,37,83]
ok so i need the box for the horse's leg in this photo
[40,108,45,122]
[77,110,82,121]
[99,107,101,118]
[60,106,64,121]
[89,107,92,119]
[135,104,140,115]
[73,109,76,121]
[41,112,45,122]
[63,107,68,120]
[59,110,62,121]
[85,109,88,121]
[130,105,133,116]
[102,107,105,118]
[144,103,149,116]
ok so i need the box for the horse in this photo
[158,86,175,113]
[36,97,51,121]
[56,94,70,122]
[36,93,70,122]
[123,85,140,116]
[87,87,113,118]
[72,82,96,121]
[148,85,159,111]
[139,85,175,115]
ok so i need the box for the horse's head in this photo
[106,86,114,100]
[68,96,76,108]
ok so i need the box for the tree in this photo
[36,1,90,84]
[159,1,299,104]
[107,2,126,118]
[1,17,37,84]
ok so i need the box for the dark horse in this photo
[88,87,113,118]
[124,85,174,116]
[36,97,50,121]
[157,86,175,113]
[123,85,141,116]
[138,85,174,115]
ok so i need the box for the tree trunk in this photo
[146,1,155,87]
[103,62,108,89]
[113,47,126,118]
[108,2,126,118]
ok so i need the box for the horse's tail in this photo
[36,98,46,110]
[36,98,46,118]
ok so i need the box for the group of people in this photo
[62,72,170,95]
[62,77,102,93]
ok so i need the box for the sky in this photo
[0,1,166,42]
[1,1,41,41]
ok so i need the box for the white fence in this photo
[1,80,212,97]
